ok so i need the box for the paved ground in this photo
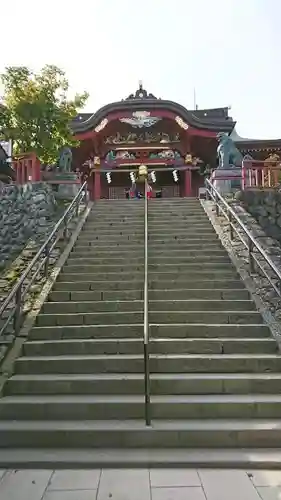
[0,468,281,499]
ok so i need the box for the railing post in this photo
[228,211,234,240]
[13,284,22,335]
[44,242,50,277]
[248,237,254,273]
[215,191,219,216]
[63,215,69,240]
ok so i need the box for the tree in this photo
[0,65,89,164]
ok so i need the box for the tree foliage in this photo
[0,65,89,164]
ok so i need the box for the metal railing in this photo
[205,178,281,296]
[0,181,88,341]
[144,181,151,426]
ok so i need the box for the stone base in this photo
[54,173,80,201]
[211,168,242,194]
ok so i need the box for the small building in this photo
[71,84,281,199]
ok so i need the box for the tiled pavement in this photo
[1,468,281,500]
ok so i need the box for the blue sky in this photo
[1,0,280,138]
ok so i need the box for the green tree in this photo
[0,65,89,164]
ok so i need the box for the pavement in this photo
[0,468,281,499]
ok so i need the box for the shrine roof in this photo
[71,84,236,134]
[230,128,281,151]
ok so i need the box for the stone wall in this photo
[237,189,281,243]
[0,182,57,269]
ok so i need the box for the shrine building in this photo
[71,84,281,199]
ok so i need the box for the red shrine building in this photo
[71,84,281,199]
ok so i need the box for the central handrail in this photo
[144,181,151,426]
[205,178,281,295]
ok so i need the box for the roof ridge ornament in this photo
[125,82,158,100]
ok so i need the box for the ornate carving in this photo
[175,116,188,130]
[125,83,158,101]
[95,119,108,133]
[120,111,161,128]
[105,131,180,145]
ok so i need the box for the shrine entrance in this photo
[99,169,184,199]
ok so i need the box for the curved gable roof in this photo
[72,84,236,134]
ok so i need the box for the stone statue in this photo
[58,146,72,173]
[216,133,243,169]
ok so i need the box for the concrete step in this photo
[82,224,213,233]
[0,447,281,468]
[36,311,143,326]
[43,299,256,315]
[7,373,281,396]
[48,288,250,302]
[54,279,245,291]
[2,394,281,421]
[58,271,239,282]
[63,262,235,273]
[29,323,270,341]
[71,248,228,257]
[36,310,262,327]
[53,280,144,291]
[22,338,277,357]
[43,300,144,314]
[1,419,281,448]
[66,255,230,265]
[14,353,281,374]
[74,241,223,250]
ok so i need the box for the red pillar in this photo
[184,169,192,197]
[94,171,101,200]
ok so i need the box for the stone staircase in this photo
[0,198,281,467]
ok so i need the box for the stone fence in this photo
[237,188,281,244]
[0,182,57,269]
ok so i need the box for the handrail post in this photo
[248,237,254,273]
[13,284,22,335]
[228,211,234,240]
[44,242,50,277]
[144,180,151,426]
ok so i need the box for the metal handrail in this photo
[0,181,88,340]
[144,180,151,426]
[205,178,281,295]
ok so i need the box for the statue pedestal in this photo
[54,173,80,201]
[211,168,242,194]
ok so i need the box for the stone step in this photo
[42,299,256,315]
[22,338,277,357]
[71,248,227,257]
[29,323,270,340]
[54,279,245,291]
[82,224,213,233]
[67,255,230,265]
[2,394,281,420]
[7,372,281,396]
[78,231,218,239]
[36,310,262,327]
[1,419,281,448]
[43,300,144,314]
[74,241,223,249]
[48,288,250,302]
[63,262,235,273]
[14,353,281,374]
[53,280,144,291]
[85,219,210,228]
[0,447,281,468]
[58,271,239,282]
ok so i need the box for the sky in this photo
[1,0,281,138]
